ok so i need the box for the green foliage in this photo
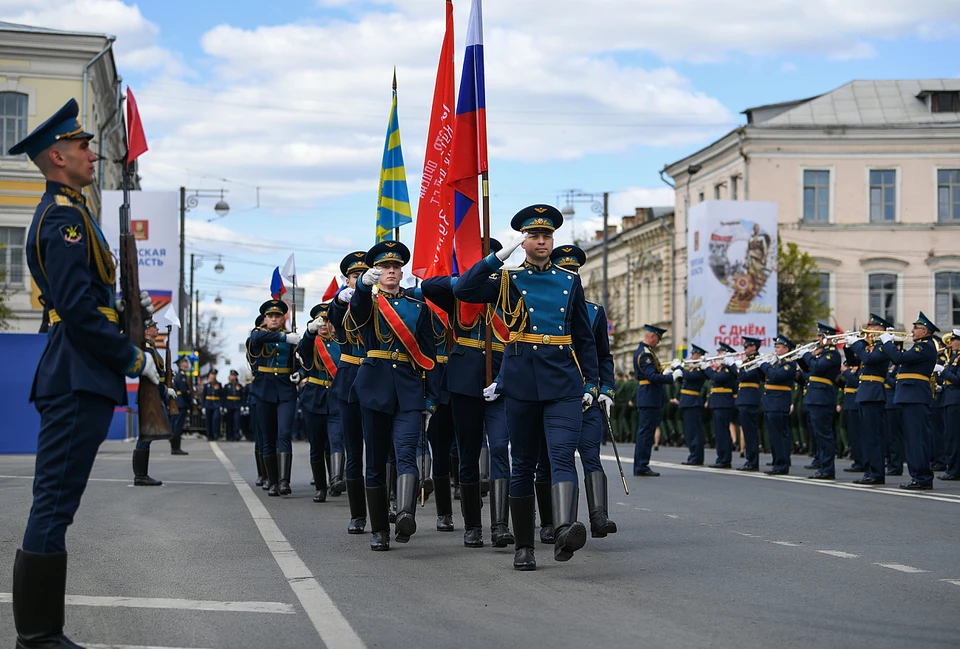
[777,241,828,342]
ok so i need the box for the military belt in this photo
[711,387,733,394]
[456,337,505,353]
[515,333,573,346]
[898,373,931,382]
[259,367,292,374]
[340,354,363,366]
[859,375,885,383]
[765,384,791,392]
[738,382,759,389]
[305,377,333,387]
[436,355,448,364]
[680,389,700,396]
[367,349,410,362]
[639,380,651,386]
[49,306,118,325]
[808,376,834,386]
[204,396,220,400]
[843,388,857,394]
[226,396,241,400]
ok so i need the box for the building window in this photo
[1,92,29,156]
[868,273,897,325]
[935,271,960,330]
[869,170,896,222]
[698,192,704,203]
[0,226,26,286]
[938,169,960,222]
[730,176,739,200]
[803,170,830,223]
[816,272,830,311]
[713,184,722,199]
[932,92,960,113]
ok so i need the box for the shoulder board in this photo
[55,195,72,206]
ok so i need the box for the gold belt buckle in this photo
[542,334,551,344]
[390,350,399,361]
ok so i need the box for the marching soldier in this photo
[350,241,438,551]
[9,98,159,648]
[736,337,763,471]
[633,324,678,477]
[246,314,266,487]
[328,251,370,534]
[932,335,950,472]
[132,318,172,486]
[454,205,599,570]
[550,245,617,538]
[171,355,192,455]
[249,300,301,496]
[885,353,905,476]
[298,303,341,503]
[676,344,707,465]
[880,312,939,490]
[799,323,842,479]
[846,314,891,485]
[838,354,863,473]
[703,343,739,469]
[223,370,243,441]
[201,370,223,441]
[938,330,960,480]
[761,335,797,475]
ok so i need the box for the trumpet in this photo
[855,327,911,343]
[680,351,745,366]
[740,341,818,371]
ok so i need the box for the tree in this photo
[194,311,225,370]
[777,240,828,342]
[0,244,15,331]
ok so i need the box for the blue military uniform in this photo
[736,337,764,470]
[454,205,598,569]
[11,98,155,647]
[884,361,905,475]
[931,337,949,471]
[633,325,674,476]
[703,342,740,468]
[246,314,266,487]
[761,335,797,474]
[849,314,892,484]
[679,344,708,465]
[201,373,223,441]
[249,299,300,496]
[839,359,863,471]
[223,371,243,441]
[800,324,842,478]
[881,312,939,489]
[171,356,193,454]
[939,332,960,479]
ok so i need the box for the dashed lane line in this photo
[210,442,366,649]
[874,563,929,574]
[939,579,960,587]
[817,550,859,559]
[88,645,215,649]
[769,541,801,547]
[0,594,292,613]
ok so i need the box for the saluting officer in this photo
[736,337,763,471]
[799,323,842,479]
[249,300,301,496]
[550,244,617,538]
[880,312,939,490]
[328,251,370,534]
[633,324,678,477]
[676,344,708,465]
[223,370,244,441]
[454,205,599,570]
[171,354,192,455]
[846,314,892,485]
[351,241,439,551]
[201,370,223,441]
[938,330,960,480]
[132,318,170,486]
[10,98,159,648]
[760,335,797,475]
[703,342,739,469]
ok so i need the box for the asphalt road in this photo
[1,438,958,649]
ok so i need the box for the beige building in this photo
[0,22,127,332]
[660,79,960,345]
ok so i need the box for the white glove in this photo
[880,333,894,344]
[698,360,710,370]
[220,407,227,415]
[661,367,673,376]
[670,359,682,369]
[139,290,154,316]
[361,267,382,286]
[845,334,859,346]
[307,318,321,334]
[337,287,355,304]
[496,234,526,262]
[482,382,499,402]
[285,332,301,345]
[423,410,433,430]
[598,394,613,417]
[201,407,206,415]
[723,356,736,366]
[582,392,594,409]
[672,368,683,380]
[934,364,945,374]
[289,371,302,383]
[139,353,159,385]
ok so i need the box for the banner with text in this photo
[101,190,180,350]
[687,200,778,352]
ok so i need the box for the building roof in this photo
[744,79,960,127]
[0,21,112,40]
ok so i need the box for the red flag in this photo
[412,0,456,281]
[322,276,340,302]
[125,87,148,164]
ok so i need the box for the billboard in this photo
[687,201,777,351]
[100,190,180,349]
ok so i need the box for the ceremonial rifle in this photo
[165,324,179,416]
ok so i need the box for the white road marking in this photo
[874,563,929,574]
[665,514,679,519]
[210,442,365,649]
[817,550,859,559]
[733,531,761,538]
[0,475,228,486]
[88,645,215,649]
[599,454,960,505]
[615,502,629,506]
[940,579,960,587]
[769,541,801,547]
[0,593,291,613]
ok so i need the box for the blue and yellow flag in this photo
[376,73,412,242]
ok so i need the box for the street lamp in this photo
[560,190,611,309]
[179,187,229,349]
[188,254,225,347]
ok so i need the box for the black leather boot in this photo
[13,549,84,649]
[584,471,617,538]
[254,451,265,487]
[434,475,454,531]
[387,463,398,523]
[479,448,490,497]
[552,481,587,562]
[534,481,554,544]
[460,481,484,547]
[510,496,536,571]
[346,478,367,534]
[329,452,346,496]
[132,449,162,486]
[278,452,292,496]
[450,455,460,500]
[490,477,515,548]
[310,460,327,503]
[170,435,188,455]
[264,454,280,497]
[366,485,390,551]
[394,473,419,543]
[418,454,434,502]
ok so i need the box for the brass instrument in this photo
[680,351,745,367]
[740,341,818,372]
[855,327,911,344]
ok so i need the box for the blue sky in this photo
[9,0,960,371]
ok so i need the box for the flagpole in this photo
[291,274,298,332]
[482,170,493,385]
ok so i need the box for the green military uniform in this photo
[615,376,638,442]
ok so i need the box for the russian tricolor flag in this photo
[446,0,486,275]
[270,267,286,300]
